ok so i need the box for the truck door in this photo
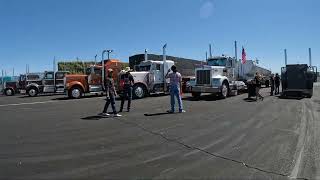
[88,67,103,92]
[43,72,55,93]
[153,63,162,85]
[55,71,68,93]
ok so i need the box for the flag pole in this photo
[163,44,167,92]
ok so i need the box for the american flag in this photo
[242,47,246,64]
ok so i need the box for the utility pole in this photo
[13,68,14,77]
[235,41,239,78]
[95,54,97,65]
[205,51,208,63]
[209,44,212,58]
[284,49,287,66]
[309,48,312,66]
[53,56,56,72]
[1,69,4,90]
[163,44,167,92]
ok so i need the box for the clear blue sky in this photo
[0,0,319,75]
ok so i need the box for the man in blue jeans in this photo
[99,69,122,117]
[165,65,186,113]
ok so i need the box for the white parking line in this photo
[0,101,56,107]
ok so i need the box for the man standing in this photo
[119,69,134,112]
[254,72,264,101]
[165,65,185,113]
[274,73,281,95]
[270,74,275,96]
[100,69,122,117]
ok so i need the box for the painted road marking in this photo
[0,101,56,107]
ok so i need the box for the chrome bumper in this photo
[192,86,221,93]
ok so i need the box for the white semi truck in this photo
[191,56,247,98]
[119,60,174,99]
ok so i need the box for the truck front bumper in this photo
[192,86,221,93]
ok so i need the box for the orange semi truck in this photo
[64,59,124,99]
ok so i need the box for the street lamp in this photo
[102,50,107,90]
[106,49,113,60]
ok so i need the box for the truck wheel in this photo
[69,86,82,99]
[220,82,229,99]
[192,92,201,98]
[4,88,14,96]
[27,87,38,97]
[133,84,145,99]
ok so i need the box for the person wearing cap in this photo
[254,72,264,101]
[165,65,186,113]
[99,68,122,117]
[119,68,134,112]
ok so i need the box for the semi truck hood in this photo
[130,72,149,83]
[65,74,88,83]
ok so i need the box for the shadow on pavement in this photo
[144,112,174,116]
[243,97,257,102]
[182,95,223,102]
[52,96,104,101]
[277,96,303,100]
[81,115,109,120]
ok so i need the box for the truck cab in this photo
[122,60,174,99]
[26,71,69,97]
[65,59,123,99]
[191,56,245,98]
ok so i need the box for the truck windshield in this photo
[136,65,151,71]
[208,58,227,66]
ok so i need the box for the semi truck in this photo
[190,56,247,98]
[118,60,174,99]
[64,59,124,99]
[281,64,317,98]
[190,56,271,98]
[3,71,69,96]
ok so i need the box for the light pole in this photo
[102,50,107,90]
[95,54,97,65]
[106,49,113,60]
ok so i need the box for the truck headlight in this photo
[212,78,221,87]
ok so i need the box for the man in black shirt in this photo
[274,73,281,95]
[270,74,275,96]
[119,70,134,112]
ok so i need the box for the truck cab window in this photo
[156,64,161,70]
[208,58,227,66]
[45,73,54,79]
[94,68,102,76]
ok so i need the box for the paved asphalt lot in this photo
[0,84,320,180]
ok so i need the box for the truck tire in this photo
[133,84,145,99]
[27,87,38,97]
[4,88,14,96]
[68,86,83,99]
[191,92,201,98]
[220,82,229,99]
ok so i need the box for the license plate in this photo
[20,90,26,94]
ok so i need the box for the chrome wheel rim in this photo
[72,89,81,98]
[6,89,13,96]
[29,89,36,96]
[135,87,144,98]
[222,84,228,97]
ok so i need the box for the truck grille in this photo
[196,70,210,85]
